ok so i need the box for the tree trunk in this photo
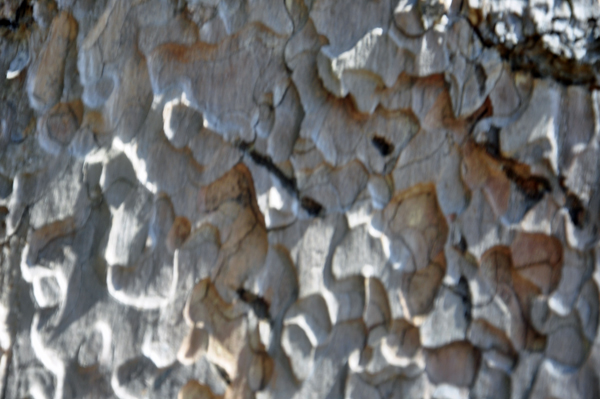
[1,0,599,398]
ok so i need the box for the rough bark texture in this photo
[1,0,600,398]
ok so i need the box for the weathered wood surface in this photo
[1,0,600,398]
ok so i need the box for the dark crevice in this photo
[473,137,552,206]
[456,276,472,324]
[300,196,323,217]
[237,141,298,196]
[463,5,600,86]
[559,176,586,228]
[236,288,270,320]
[152,366,175,390]
[0,176,13,200]
[484,126,501,158]
[565,193,585,227]
[0,350,9,399]
[214,364,231,385]
[371,135,394,156]
[237,141,325,216]
[467,97,494,133]
[0,1,33,31]
[0,18,18,30]
[503,165,551,203]
[248,149,298,195]
[474,64,487,96]
[455,234,468,254]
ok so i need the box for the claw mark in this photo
[237,141,326,216]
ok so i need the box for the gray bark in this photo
[1,0,600,398]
